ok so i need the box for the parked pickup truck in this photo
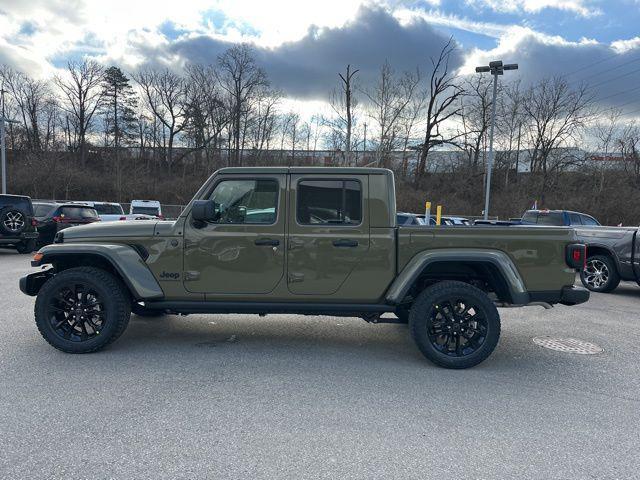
[20,167,589,369]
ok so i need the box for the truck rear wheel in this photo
[34,267,131,353]
[409,281,501,369]
[580,255,620,293]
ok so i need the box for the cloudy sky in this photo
[2,0,640,117]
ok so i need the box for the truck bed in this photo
[397,225,578,292]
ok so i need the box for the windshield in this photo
[60,207,99,219]
[34,203,56,217]
[93,203,124,215]
[131,206,160,216]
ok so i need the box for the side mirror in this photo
[191,200,217,223]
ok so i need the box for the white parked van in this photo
[130,200,163,219]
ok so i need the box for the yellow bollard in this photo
[425,201,431,225]
[436,205,442,226]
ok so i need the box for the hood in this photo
[61,220,159,240]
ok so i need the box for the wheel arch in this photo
[386,249,529,306]
[32,243,164,301]
[584,244,619,268]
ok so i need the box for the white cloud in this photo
[394,8,511,39]
[465,0,600,16]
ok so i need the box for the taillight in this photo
[31,219,37,227]
[119,216,127,221]
[566,244,586,269]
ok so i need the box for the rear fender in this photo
[30,243,164,300]
[386,249,529,305]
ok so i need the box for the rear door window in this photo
[569,213,583,225]
[297,180,362,225]
[581,215,599,226]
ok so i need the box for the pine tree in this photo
[102,66,138,200]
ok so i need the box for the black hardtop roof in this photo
[0,194,31,200]
[525,209,593,216]
[217,166,393,175]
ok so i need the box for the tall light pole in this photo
[475,60,518,220]
[0,88,18,194]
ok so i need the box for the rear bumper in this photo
[559,285,590,306]
[0,231,38,244]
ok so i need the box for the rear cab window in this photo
[297,179,362,225]
[522,211,564,226]
[521,211,538,224]
[535,212,565,226]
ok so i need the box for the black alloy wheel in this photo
[409,281,501,369]
[35,267,131,353]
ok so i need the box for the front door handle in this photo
[254,238,280,247]
[332,239,358,248]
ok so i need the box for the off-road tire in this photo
[132,302,165,317]
[580,254,620,293]
[34,267,131,353]
[15,239,36,254]
[409,281,501,369]
[0,207,27,235]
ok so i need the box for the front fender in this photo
[385,248,529,305]
[31,243,164,300]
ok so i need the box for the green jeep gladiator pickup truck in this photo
[20,167,589,368]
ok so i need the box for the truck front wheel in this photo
[409,281,501,369]
[34,267,131,353]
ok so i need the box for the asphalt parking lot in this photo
[1,249,639,479]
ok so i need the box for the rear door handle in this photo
[254,238,280,247]
[332,239,358,248]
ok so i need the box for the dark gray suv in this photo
[0,194,39,253]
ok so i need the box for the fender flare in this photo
[385,248,529,305]
[33,243,164,300]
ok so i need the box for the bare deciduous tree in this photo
[55,60,105,164]
[327,64,359,165]
[415,38,464,181]
[363,61,420,169]
[135,68,188,171]
[216,44,269,166]
[523,77,595,174]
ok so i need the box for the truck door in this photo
[183,174,286,294]
[287,174,370,295]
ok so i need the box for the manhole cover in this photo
[532,337,604,354]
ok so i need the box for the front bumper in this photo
[19,268,54,296]
[559,285,590,306]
